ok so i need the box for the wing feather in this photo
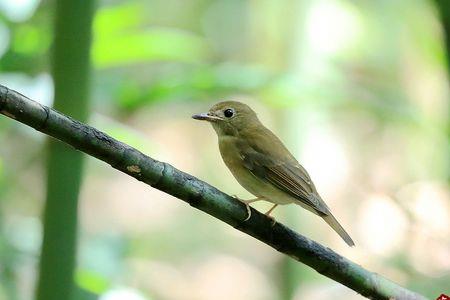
[241,149,329,215]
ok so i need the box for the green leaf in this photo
[93,28,210,68]
[75,269,110,295]
[93,3,146,36]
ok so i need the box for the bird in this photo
[192,101,355,247]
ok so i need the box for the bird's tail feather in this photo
[322,213,355,247]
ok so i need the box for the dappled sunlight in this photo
[305,0,362,56]
[99,288,148,300]
[294,282,364,300]
[191,255,275,300]
[0,73,53,106]
[397,182,450,276]
[0,0,40,22]
[127,255,275,300]
[357,194,408,254]
[410,183,450,235]
[128,259,190,300]
[409,232,450,276]
[80,173,181,234]
[301,124,350,196]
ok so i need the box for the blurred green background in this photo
[0,0,449,299]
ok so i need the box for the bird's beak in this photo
[192,112,223,122]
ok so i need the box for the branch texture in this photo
[0,85,428,300]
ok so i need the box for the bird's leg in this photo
[265,204,278,216]
[265,204,278,225]
[241,198,262,205]
[232,195,263,221]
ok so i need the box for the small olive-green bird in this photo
[192,101,355,246]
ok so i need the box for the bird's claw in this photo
[264,204,278,226]
[232,195,252,221]
[243,204,252,221]
[265,213,276,226]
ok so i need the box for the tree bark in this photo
[0,85,428,300]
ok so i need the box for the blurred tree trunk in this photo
[434,1,450,182]
[35,0,95,300]
[435,1,450,69]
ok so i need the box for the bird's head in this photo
[192,101,259,136]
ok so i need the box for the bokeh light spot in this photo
[357,195,408,254]
[305,0,361,55]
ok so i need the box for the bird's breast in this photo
[218,136,250,183]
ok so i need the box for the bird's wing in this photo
[239,145,329,215]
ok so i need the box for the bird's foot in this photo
[243,204,252,221]
[232,195,261,221]
[265,204,278,226]
[265,213,276,226]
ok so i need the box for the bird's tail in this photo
[322,213,355,247]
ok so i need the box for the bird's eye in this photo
[224,108,234,118]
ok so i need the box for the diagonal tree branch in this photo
[0,84,428,300]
